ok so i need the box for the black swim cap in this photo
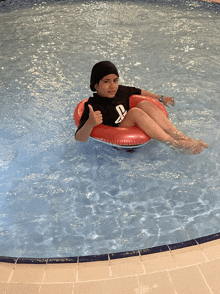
[90,61,119,91]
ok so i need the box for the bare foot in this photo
[197,140,209,148]
[169,139,204,154]
[168,130,209,152]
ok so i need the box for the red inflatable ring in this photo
[74,95,168,148]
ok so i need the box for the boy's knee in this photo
[129,107,143,114]
[137,100,154,109]
[128,107,145,119]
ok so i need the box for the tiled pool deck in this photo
[1,234,220,293]
[0,0,219,293]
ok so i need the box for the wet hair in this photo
[90,61,119,91]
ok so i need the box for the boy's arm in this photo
[75,105,103,142]
[141,90,174,107]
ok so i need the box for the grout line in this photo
[41,267,47,284]
[135,274,146,294]
[38,263,47,293]
[7,281,75,285]
[72,274,144,284]
[7,257,19,284]
[200,249,210,262]
[195,239,200,245]
[139,251,147,275]
[197,265,214,294]
[38,284,42,294]
[166,270,178,294]
[136,274,140,288]
[38,257,47,293]
[108,254,113,278]
[7,267,15,283]
[166,269,173,284]
[75,257,79,283]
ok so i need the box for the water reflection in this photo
[0,0,220,258]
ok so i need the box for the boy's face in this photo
[94,74,119,98]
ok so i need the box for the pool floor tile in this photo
[169,265,212,294]
[201,0,220,3]
[137,272,176,294]
[44,264,78,283]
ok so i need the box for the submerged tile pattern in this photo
[201,0,220,3]
[0,0,219,292]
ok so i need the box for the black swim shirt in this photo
[75,85,141,133]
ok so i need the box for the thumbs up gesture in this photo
[88,105,103,127]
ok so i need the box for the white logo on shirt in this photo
[115,105,127,124]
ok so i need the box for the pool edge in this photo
[1,232,219,264]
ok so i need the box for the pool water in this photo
[0,0,220,258]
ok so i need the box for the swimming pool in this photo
[0,0,220,259]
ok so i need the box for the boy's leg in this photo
[119,107,173,142]
[136,100,180,134]
[136,101,208,147]
[119,107,204,154]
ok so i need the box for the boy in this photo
[75,61,208,154]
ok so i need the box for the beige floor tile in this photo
[78,261,110,281]
[75,276,139,294]
[6,283,40,294]
[105,276,139,294]
[0,283,9,294]
[0,239,219,294]
[39,283,74,294]
[74,280,109,294]
[44,264,78,283]
[169,265,212,294]
[110,256,144,277]
[199,239,220,250]
[141,250,172,261]
[142,247,206,273]
[171,245,201,256]
[201,242,220,261]
[199,259,220,293]
[10,264,46,283]
[137,271,176,294]
[142,254,178,273]
[171,249,207,267]
[0,263,15,282]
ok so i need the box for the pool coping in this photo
[1,232,219,264]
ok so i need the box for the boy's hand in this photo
[162,96,174,107]
[88,105,103,127]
